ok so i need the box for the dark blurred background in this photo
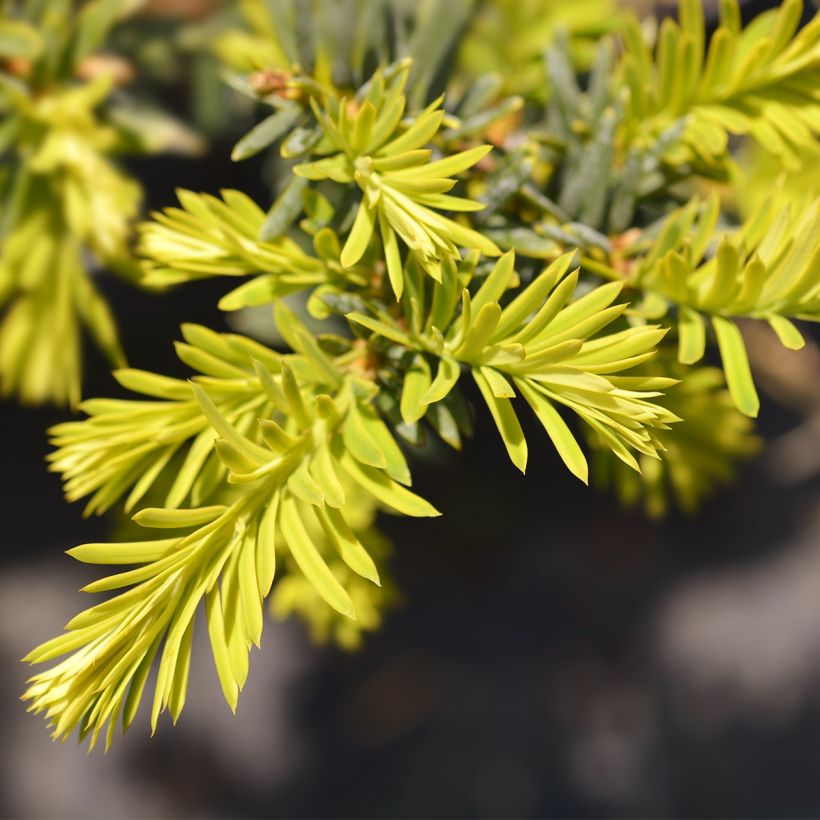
[2,1,820,817]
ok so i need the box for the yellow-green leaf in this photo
[713,316,759,417]
[473,369,528,473]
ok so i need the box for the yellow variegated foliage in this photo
[728,142,820,221]
[138,189,327,306]
[21,0,820,751]
[294,62,499,297]
[589,363,761,518]
[0,0,207,405]
[271,510,397,650]
[618,0,820,170]
[627,194,819,417]
[0,75,139,405]
[26,306,437,747]
[49,323,285,516]
[349,251,677,480]
[457,0,621,98]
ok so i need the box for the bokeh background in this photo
[2,0,820,817]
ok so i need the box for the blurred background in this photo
[2,0,820,817]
